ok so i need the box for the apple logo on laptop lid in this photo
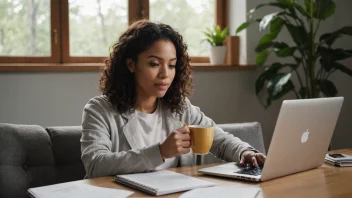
[301,129,310,143]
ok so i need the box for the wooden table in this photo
[83,149,352,198]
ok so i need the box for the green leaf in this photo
[318,80,338,97]
[332,49,352,61]
[267,73,292,97]
[256,63,285,95]
[203,31,213,39]
[287,6,298,18]
[255,34,276,52]
[294,56,302,64]
[272,42,290,49]
[236,22,250,34]
[220,27,229,39]
[215,25,221,35]
[270,17,285,37]
[266,74,295,106]
[255,62,298,95]
[260,12,284,32]
[318,47,352,72]
[286,23,308,46]
[277,0,293,6]
[256,72,270,96]
[248,2,288,19]
[255,37,291,53]
[201,38,215,46]
[256,50,270,65]
[266,97,272,108]
[318,46,333,71]
[313,0,336,20]
[333,62,352,77]
[320,26,352,46]
[235,19,261,34]
[256,74,268,96]
[293,2,310,18]
[275,47,296,57]
[204,26,230,46]
[270,80,295,100]
[299,87,309,99]
[305,0,312,14]
[206,27,213,34]
[255,43,274,53]
[256,64,297,107]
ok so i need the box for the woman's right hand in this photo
[159,125,191,159]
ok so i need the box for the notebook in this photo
[114,170,216,196]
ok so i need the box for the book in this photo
[114,170,216,196]
[325,159,352,167]
[28,181,133,198]
[324,153,352,167]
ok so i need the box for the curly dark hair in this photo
[99,19,192,115]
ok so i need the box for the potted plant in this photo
[203,25,229,64]
[236,0,352,108]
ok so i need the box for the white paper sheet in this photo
[28,182,133,198]
[180,186,260,198]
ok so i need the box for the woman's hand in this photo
[159,125,191,159]
[239,150,266,168]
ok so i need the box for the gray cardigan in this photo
[81,95,255,178]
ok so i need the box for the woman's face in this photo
[128,40,177,100]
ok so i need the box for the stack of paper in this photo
[325,153,352,167]
[28,182,133,198]
[180,186,260,198]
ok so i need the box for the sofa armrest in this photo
[0,123,56,198]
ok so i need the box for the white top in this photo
[135,103,178,170]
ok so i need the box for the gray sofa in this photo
[0,122,265,198]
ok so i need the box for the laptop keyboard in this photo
[235,167,263,176]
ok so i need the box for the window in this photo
[150,0,214,58]
[0,0,59,63]
[0,0,227,64]
[69,0,128,57]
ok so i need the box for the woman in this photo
[81,19,266,178]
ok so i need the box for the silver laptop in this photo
[198,97,344,182]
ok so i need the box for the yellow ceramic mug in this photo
[188,125,214,155]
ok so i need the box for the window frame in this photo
[0,0,61,63]
[0,0,227,64]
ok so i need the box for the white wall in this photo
[0,72,100,127]
[0,0,351,151]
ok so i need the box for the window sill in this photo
[0,63,256,72]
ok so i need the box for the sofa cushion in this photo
[0,124,56,198]
[218,122,266,154]
[46,126,85,183]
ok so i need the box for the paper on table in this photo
[28,182,133,198]
[179,186,260,198]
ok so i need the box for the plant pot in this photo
[209,46,226,64]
